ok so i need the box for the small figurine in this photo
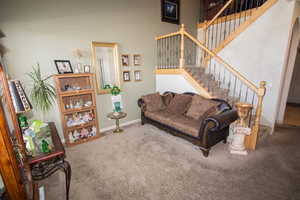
[67,117,74,127]
[81,128,89,138]
[18,115,29,129]
[69,133,74,143]
[84,101,92,107]
[83,112,90,122]
[73,130,80,140]
[90,126,97,136]
[88,111,94,121]
[41,139,50,153]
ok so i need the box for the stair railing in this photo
[155,25,266,149]
[202,0,268,52]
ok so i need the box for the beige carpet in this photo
[42,124,300,200]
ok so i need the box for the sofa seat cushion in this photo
[142,92,166,112]
[166,94,192,114]
[145,110,200,138]
[186,95,219,120]
[144,110,174,125]
[167,115,200,138]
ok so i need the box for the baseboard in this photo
[100,119,141,132]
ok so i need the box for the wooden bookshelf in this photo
[54,73,100,147]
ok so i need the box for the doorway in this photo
[277,18,300,126]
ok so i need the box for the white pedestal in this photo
[230,126,251,156]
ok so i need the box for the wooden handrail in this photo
[204,0,235,29]
[183,30,259,94]
[198,8,256,29]
[155,31,181,40]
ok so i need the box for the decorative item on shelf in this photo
[8,80,32,113]
[121,54,129,67]
[110,86,123,114]
[134,70,142,81]
[18,115,29,129]
[23,120,53,156]
[54,60,73,74]
[161,0,180,24]
[103,84,111,89]
[73,49,84,73]
[83,65,90,73]
[123,71,130,82]
[27,64,56,115]
[230,102,253,155]
[133,54,141,66]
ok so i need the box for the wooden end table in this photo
[107,112,127,133]
[28,122,71,200]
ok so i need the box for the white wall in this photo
[0,0,200,139]
[217,0,295,128]
[156,74,198,94]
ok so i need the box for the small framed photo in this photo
[123,71,131,82]
[121,54,130,67]
[133,54,142,66]
[54,60,73,74]
[161,0,180,25]
[134,70,142,81]
[84,65,90,73]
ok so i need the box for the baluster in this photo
[238,82,243,101]
[223,7,228,42]
[238,0,243,26]
[233,76,237,100]
[245,87,249,102]
[234,0,239,30]
[250,0,254,15]
[248,91,256,127]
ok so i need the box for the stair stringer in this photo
[155,69,213,98]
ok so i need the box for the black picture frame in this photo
[161,0,180,24]
[54,60,73,74]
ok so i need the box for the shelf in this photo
[59,89,94,96]
[65,121,96,131]
[55,73,94,78]
[63,106,96,114]
[66,134,101,147]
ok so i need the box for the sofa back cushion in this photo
[186,95,219,120]
[142,92,166,112]
[166,94,192,114]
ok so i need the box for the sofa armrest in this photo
[137,98,146,112]
[204,110,238,131]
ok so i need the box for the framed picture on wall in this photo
[54,60,73,74]
[121,54,130,67]
[134,70,142,81]
[161,0,180,24]
[123,71,131,82]
[133,54,142,66]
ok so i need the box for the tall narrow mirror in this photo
[91,42,121,94]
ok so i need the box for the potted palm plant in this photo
[27,64,56,115]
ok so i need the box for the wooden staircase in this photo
[154,0,279,149]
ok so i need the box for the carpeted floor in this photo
[42,124,300,200]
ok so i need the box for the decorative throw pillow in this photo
[142,92,166,112]
[186,95,219,120]
[166,94,192,114]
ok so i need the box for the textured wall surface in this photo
[0,0,200,139]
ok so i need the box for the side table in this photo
[28,122,71,200]
[107,112,127,133]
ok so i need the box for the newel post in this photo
[245,81,266,150]
[179,24,185,68]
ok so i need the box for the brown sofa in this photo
[138,92,238,157]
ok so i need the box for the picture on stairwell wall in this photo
[161,0,180,24]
